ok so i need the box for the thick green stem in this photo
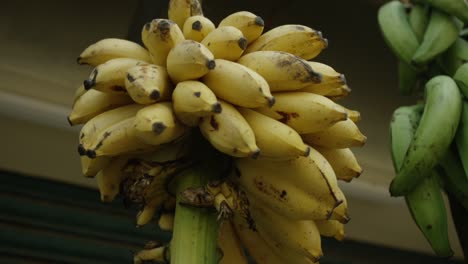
[170,166,220,264]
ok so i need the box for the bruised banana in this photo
[302,118,367,149]
[217,220,248,264]
[245,24,327,60]
[231,149,342,221]
[237,51,322,91]
[68,89,133,125]
[80,155,111,178]
[134,102,187,146]
[125,64,172,104]
[315,147,362,182]
[168,0,203,29]
[238,107,310,160]
[183,15,215,42]
[201,26,247,61]
[96,155,131,202]
[166,39,216,83]
[218,11,264,44]
[390,76,462,196]
[199,100,260,158]
[315,220,345,241]
[78,104,145,156]
[142,19,185,66]
[202,59,274,108]
[255,92,347,134]
[172,81,221,127]
[84,58,145,93]
[77,38,151,67]
[299,61,346,95]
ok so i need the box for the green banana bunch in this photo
[454,63,468,98]
[455,100,468,179]
[438,38,468,76]
[412,0,468,23]
[390,104,453,257]
[390,76,462,196]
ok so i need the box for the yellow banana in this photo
[83,58,146,93]
[72,85,86,104]
[255,92,347,134]
[237,51,322,91]
[199,100,260,158]
[218,220,248,264]
[202,59,274,108]
[77,38,151,66]
[245,24,327,60]
[68,89,133,125]
[134,102,187,146]
[96,155,131,202]
[325,84,352,99]
[238,107,310,160]
[302,118,367,148]
[183,15,215,42]
[136,194,169,227]
[125,64,172,104]
[231,149,342,220]
[158,211,175,231]
[141,19,185,66]
[218,11,264,44]
[172,81,222,126]
[315,147,362,182]
[315,220,345,241]
[299,61,347,95]
[330,187,349,223]
[167,40,216,83]
[168,0,203,29]
[78,104,145,157]
[340,105,360,123]
[80,156,111,178]
[201,26,247,61]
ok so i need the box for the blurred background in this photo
[0,0,464,263]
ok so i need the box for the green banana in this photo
[412,0,468,23]
[461,28,468,39]
[438,38,468,76]
[390,75,462,196]
[455,100,468,180]
[377,1,420,67]
[454,63,468,98]
[409,4,430,42]
[439,147,468,211]
[412,9,460,66]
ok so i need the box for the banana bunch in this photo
[378,0,468,258]
[70,0,366,263]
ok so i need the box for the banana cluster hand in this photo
[379,0,468,258]
[70,0,366,263]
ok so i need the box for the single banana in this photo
[134,102,187,146]
[454,63,468,98]
[231,149,342,220]
[238,107,310,160]
[245,24,327,60]
[412,9,460,66]
[440,147,468,211]
[455,101,468,178]
[299,61,346,95]
[72,85,86,104]
[315,147,362,182]
[125,64,172,104]
[249,200,323,263]
[96,155,131,202]
[202,59,274,108]
[199,100,259,158]
[218,11,264,44]
[237,51,322,91]
[315,220,345,241]
[158,211,175,231]
[83,58,146,93]
[141,19,185,66]
[183,15,216,42]
[412,0,468,23]
[409,4,430,42]
[255,92,347,134]
[172,81,222,127]
[168,0,203,29]
[166,40,216,83]
[218,220,248,264]
[77,38,151,66]
[68,89,133,125]
[377,1,420,66]
[78,104,145,156]
[302,118,367,149]
[80,155,111,178]
[390,76,462,196]
[201,26,247,61]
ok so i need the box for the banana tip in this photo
[152,122,167,134]
[251,149,261,159]
[83,79,94,90]
[212,102,222,113]
[238,37,248,50]
[150,90,160,100]
[303,146,311,157]
[206,60,216,70]
[67,116,74,126]
[77,144,87,156]
[255,16,265,27]
[267,96,276,108]
[86,149,96,159]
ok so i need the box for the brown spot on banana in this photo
[210,115,219,130]
[193,91,201,97]
[126,73,136,82]
[276,111,299,123]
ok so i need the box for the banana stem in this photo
[170,166,220,264]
